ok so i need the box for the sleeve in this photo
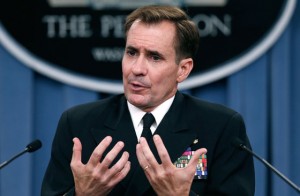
[205,113,255,195]
[41,111,76,196]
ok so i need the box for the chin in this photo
[127,94,147,106]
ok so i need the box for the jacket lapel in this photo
[154,92,198,163]
[89,96,133,143]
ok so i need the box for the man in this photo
[41,5,255,196]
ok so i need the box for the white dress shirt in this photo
[127,96,175,140]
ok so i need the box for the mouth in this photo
[129,81,150,91]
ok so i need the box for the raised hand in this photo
[136,135,207,196]
[71,136,131,196]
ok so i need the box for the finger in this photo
[108,161,131,187]
[71,137,83,168]
[99,141,125,171]
[186,148,207,171]
[139,137,159,167]
[136,143,148,169]
[153,135,172,165]
[118,161,131,179]
[109,151,130,175]
[88,136,112,167]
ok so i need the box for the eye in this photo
[127,49,136,57]
[151,54,161,61]
[125,47,138,57]
[148,51,163,61]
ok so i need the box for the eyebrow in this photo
[125,45,138,52]
[126,45,164,58]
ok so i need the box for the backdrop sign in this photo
[0,0,295,93]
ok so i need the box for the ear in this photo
[176,58,193,83]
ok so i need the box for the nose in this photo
[132,56,147,75]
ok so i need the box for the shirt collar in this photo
[127,95,175,130]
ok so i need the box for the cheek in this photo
[122,60,130,77]
[151,71,177,89]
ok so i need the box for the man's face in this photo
[122,20,192,112]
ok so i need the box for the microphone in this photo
[0,139,42,170]
[232,137,300,194]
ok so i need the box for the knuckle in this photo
[156,170,169,180]
[91,170,100,179]
[113,163,123,171]
[104,155,114,164]
[70,161,80,170]
[159,151,168,158]
[157,172,165,179]
[99,176,108,185]
[93,151,102,159]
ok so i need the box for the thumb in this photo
[187,148,207,172]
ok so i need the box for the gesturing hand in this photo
[136,135,207,196]
[71,136,131,196]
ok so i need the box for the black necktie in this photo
[141,113,155,141]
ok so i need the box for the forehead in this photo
[126,20,176,52]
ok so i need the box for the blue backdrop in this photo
[1,2,300,196]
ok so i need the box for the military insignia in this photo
[174,147,207,179]
[193,139,199,144]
